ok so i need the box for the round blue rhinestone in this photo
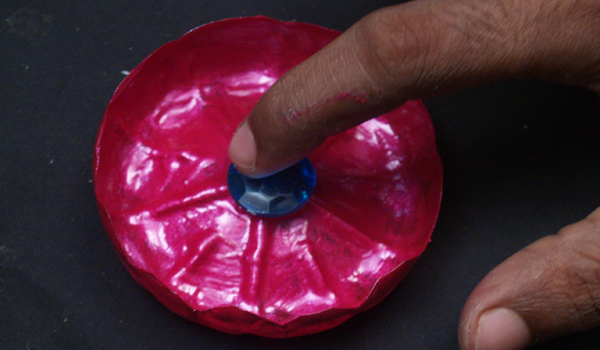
[227,158,317,218]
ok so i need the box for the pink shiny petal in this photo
[94,16,443,338]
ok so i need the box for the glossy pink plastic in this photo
[94,16,443,338]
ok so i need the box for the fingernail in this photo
[476,308,530,350]
[229,122,257,172]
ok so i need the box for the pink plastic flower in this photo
[94,16,443,338]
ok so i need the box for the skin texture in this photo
[228,0,600,349]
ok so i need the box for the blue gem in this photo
[227,158,316,218]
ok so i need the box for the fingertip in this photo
[475,308,531,350]
[228,121,257,175]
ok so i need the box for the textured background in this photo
[1,1,599,349]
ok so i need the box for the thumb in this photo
[459,207,600,350]
[229,0,600,177]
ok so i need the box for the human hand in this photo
[228,0,600,349]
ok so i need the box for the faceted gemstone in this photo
[227,158,316,217]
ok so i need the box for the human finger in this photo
[229,0,600,177]
[458,207,600,350]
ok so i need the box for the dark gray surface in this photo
[1,1,599,349]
